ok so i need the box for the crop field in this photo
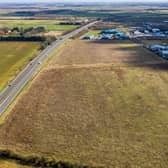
[0,20,79,31]
[50,40,163,65]
[0,40,168,167]
[0,42,40,92]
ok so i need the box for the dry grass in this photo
[43,31,63,37]
[50,40,163,66]
[0,40,168,167]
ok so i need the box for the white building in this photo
[149,44,167,52]
[159,50,168,59]
[152,28,160,33]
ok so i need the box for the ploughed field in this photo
[0,40,168,167]
[0,42,40,92]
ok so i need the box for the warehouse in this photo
[159,50,168,59]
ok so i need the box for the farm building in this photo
[152,28,161,33]
[147,44,168,59]
[153,32,166,37]
[83,35,94,40]
[100,29,128,40]
[82,29,128,41]
[117,32,128,39]
[99,34,113,40]
[101,29,121,35]
[159,50,168,59]
[148,44,167,52]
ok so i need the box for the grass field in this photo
[0,20,79,31]
[0,40,168,167]
[0,160,32,168]
[84,30,101,36]
[0,42,40,92]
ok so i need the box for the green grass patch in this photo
[0,160,32,168]
[0,20,79,31]
[84,30,101,36]
[0,42,41,92]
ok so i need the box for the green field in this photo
[0,42,40,92]
[0,20,79,31]
[84,30,101,36]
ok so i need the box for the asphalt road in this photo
[0,20,98,115]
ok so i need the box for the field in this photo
[142,40,168,45]
[50,40,163,65]
[84,30,101,36]
[0,20,79,31]
[0,42,40,92]
[0,39,168,167]
[0,160,32,168]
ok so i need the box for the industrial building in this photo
[83,29,128,40]
[148,44,168,59]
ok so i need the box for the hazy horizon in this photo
[1,0,168,3]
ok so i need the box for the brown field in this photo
[50,40,164,65]
[43,30,63,37]
[142,39,168,45]
[0,40,168,167]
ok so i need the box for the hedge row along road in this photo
[0,20,98,115]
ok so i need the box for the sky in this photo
[2,0,168,3]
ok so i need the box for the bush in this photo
[0,149,94,168]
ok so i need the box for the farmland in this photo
[0,42,40,92]
[50,40,163,65]
[0,20,79,31]
[0,39,168,167]
[142,40,168,45]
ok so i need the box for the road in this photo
[0,20,98,115]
